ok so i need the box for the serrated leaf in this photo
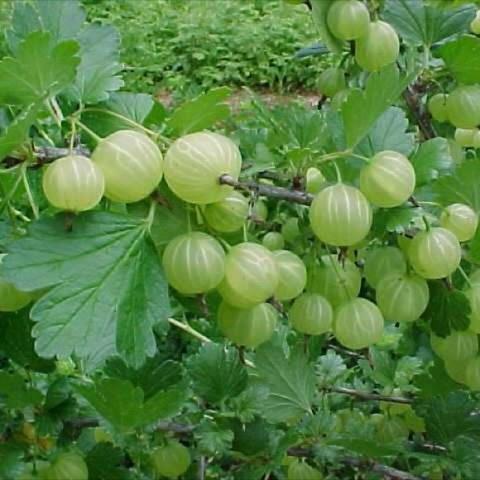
[188,343,248,404]
[0,312,54,373]
[0,445,25,480]
[310,0,344,54]
[6,0,86,53]
[411,137,455,186]
[383,0,475,46]
[0,371,43,408]
[327,437,400,457]
[372,207,421,236]
[167,87,232,136]
[231,417,270,456]
[104,357,182,400]
[195,419,234,455]
[82,92,156,138]
[438,35,480,84]
[355,107,415,157]
[86,443,129,480]
[342,64,417,148]
[0,32,80,105]
[75,378,187,432]
[415,391,480,444]
[316,350,347,386]
[67,24,123,104]
[469,227,480,263]
[2,212,170,368]
[414,358,460,398]
[432,159,480,210]
[424,282,471,336]
[144,184,189,250]
[254,343,315,423]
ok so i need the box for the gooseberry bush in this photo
[2,0,480,479]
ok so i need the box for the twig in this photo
[403,85,435,140]
[65,417,194,434]
[342,457,424,480]
[168,318,212,344]
[219,174,313,206]
[3,146,91,168]
[328,344,364,359]
[329,386,413,404]
[287,448,424,480]
[198,456,206,480]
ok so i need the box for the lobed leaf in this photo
[254,343,315,423]
[438,35,480,85]
[342,64,417,148]
[166,87,232,136]
[383,0,475,46]
[2,212,170,368]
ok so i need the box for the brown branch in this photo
[329,386,413,404]
[4,145,91,168]
[403,85,435,141]
[342,457,424,480]
[288,448,424,480]
[219,174,313,206]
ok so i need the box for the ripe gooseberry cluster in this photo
[317,0,400,100]
[36,121,480,358]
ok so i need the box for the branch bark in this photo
[287,448,424,480]
[3,145,91,168]
[329,386,413,404]
[219,174,313,205]
[403,85,435,141]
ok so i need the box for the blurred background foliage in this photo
[0,0,329,98]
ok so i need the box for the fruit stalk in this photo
[403,85,436,140]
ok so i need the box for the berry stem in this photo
[76,121,103,143]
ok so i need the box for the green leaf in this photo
[469,227,480,263]
[355,107,415,157]
[195,419,234,455]
[424,282,471,336]
[67,24,123,104]
[372,206,422,235]
[415,391,480,444]
[104,357,182,400]
[143,184,189,250]
[6,0,86,53]
[438,35,480,85]
[0,312,54,373]
[309,0,344,54]
[86,443,130,480]
[327,437,400,457]
[411,137,455,186]
[166,87,232,136]
[0,371,43,408]
[254,343,315,423]
[432,159,480,210]
[82,92,155,138]
[342,64,416,148]
[2,212,171,368]
[0,445,25,480]
[316,350,347,386]
[75,377,187,432]
[383,0,475,46]
[0,103,42,161]
[188,343,248,404]
[231,417,271,457]
[414,358,460,398]
[0,32,80,105]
